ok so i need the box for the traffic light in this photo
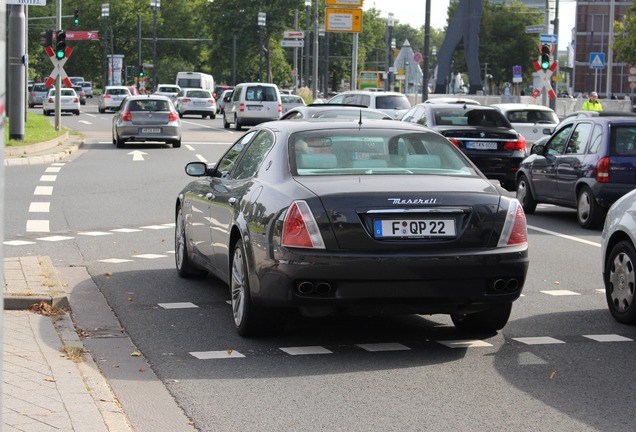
[55,30,67,59]
[39,30,53,47]
[73,9,79,25]
[255,73,261,82]
[139,65,146,78]
[540,44,551,70]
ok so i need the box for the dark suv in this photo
[516,116,636,228]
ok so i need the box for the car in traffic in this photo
[72,85,87,105]
[213,84,233,101]
[174,88,216,119]
[98,86,132,113]
[223,82,282,130]
[28,83,51,107]
[155,84,181,100]
[112,95,181,148]
[327,90,411,119]
[81,81,93,98]
[425,97,480,105]
[217,89,233,114]
[281,94,306,114]
[516,116,636,229]
[602,188,636,324]
[400,103,527,191]
[174,119,529,336]
[42,88,80,116]
[280,104,393,120]
[491,103,559,147]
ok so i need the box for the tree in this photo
[614,2,636,65]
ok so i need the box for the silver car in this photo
[28,83,51,107]
[112,95,181,148]
[98,86,132,113]
[81,81,93,98]
[42,88,80,116]
[174,88,216,119]
[281,94,306,114]
[155,84,181,101]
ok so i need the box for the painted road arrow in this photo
[128,150,147,161]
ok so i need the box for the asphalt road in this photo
[4,101,635,432]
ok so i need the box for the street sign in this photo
[413,52,422,63]
[283,31,304,39]
[7,0,46,4]
[326,0,363,6]
[65,31,100,41]
[43,45,73,88]
[512,65,522,83]
[629,65,636,82]
[539,33,558,44]
[532,60,557,99]
[325,7,363,33]
[589,52,605,69]
[281,40,304,48]
[630,82,636,90]
[525,25,544,33]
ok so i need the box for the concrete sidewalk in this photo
[3,256,133,432]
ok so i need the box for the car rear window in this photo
[611,126,636,155]
[506,110,558,124]
[434,108,511,128]
[128,99,170,111]
[291,130,478,176]
[107,88,130,95]
[375,95,411,110]
[186,90,211,98]
[245,86,278,102]
[34,85,48,92]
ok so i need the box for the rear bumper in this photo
[249,244,529,315]
[464,153,525,183]
[592,182,636,209]
[237,115,281,126]
[117,125,181,142]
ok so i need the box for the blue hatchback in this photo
[516,116,636,228]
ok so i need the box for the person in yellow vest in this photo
[582,91,603,111]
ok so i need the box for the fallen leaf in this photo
[131,351,142,357]
[128,297,134,301]
[226,348,233,356]
[44,377,56,382]
[105,272,112,277]
[133,249,140,253]
[549,371,556,380]
[139,367,145,372]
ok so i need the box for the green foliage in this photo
[5,113,69,147]
[614,3,636,65]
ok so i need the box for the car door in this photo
[208,130,275,280]
[530,124,573,200]
[555,122,593,203]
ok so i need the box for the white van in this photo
[175,71,214,92]
[222,83,282,130]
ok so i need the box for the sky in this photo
[363,0,576,48]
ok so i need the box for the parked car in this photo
[28,83,51,107]
[112,95,181,148]
[281,94,306,114]
[81,81,93,98]
[174,88,216,119]
[217,89,233,114]
[175,119,529,336]
[327,90,411,119]
[516,116,636,229]
[155,84,181,100]
[602,188,636,324]
[223,82,282,130]
[72,85,87,105]
[400,103,527,191]
[281,104,393,120]
[98,86,132,113]
[492,103,559,148]
[42,88,80,116]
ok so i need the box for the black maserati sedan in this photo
[175,118,529,336]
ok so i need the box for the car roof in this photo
[491,103,556,112]
[337,90,405,96]
[126,94,171,101]
[284,105,393,117]
[259,118,424,134]
[418,103,500,111]
[425,97,480,105]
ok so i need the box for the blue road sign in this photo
[539,33,558,44]
[590,52,605,69]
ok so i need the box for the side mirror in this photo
[185,161,211,177]
[531,144,545,155]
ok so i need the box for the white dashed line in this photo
[540,290,580,296]
[36,235,75,242]
[583,334,633,342]
[140,225,171,230]
[190,350,245,359]
[78,231,113,236]
[26,220,50,232]
[34,186,53,195]
[29,202,50,213]
[195,154,207,162]
[158,302,199,309]
[132,254,168,259]
[45,167,62,173]
[185,145,195,151]
[39,175,57,182]
[356,343,411,352]
[438,339,494,348]
[513,337,565,345]
[279,346,332,355]
[98,258,134,263]
[3,240,36,246]
[111,228,143,233]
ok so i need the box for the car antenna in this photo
[358,109,363,126]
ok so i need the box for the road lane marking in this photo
[195,154,207,162]
[29,202,50,212]
[45,167,62,173]
[78,231,113,236]
[437,339,493,348]
[540,290,580,296]
[34,186,53,195]
[79,120,92,125]
[36,235,75,241]
[98,258,133,263]
[26,220,50,232]
[190,350,245,359]
[39,175,57,182]
[356,343,411,352]
[3,240,36,246]
[584,334,633,342]
[185,145,195,151]
[513,337,565,345]
[111,228,142,233]
[132,254,168,259]
[279,346,332,355]
[158,302,199,309]
[140,225,171,230]
[527,224,601,247]
[128,150,147,161]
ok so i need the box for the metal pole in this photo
[259,25,263,81]
[305,2,310,88]
[607,0,615,98]
[351,33,358,90]
[294,9,299,94]
[312,0,319,99]
[0,0,6,393]
[550,0,559,110]
[102,5,108,90]
[422,0,431,102]
[232,35,236,86]
[55,0,61,131]
[152,1,158,89]
[8,5,26,139]
[137,15,141,90]
[385,17,390,91]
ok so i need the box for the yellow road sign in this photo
[326,0,363,6]
[326,7,363,33]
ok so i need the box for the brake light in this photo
[239,103,245,112]
[73,97,79,103]
[282,200,326,249]
[169,110,178,121]
[448,138,460,147]
[596,156,610,183]
[182,98,191,103]
[278,103,282,113]
[209,98,215,103]
[121,110,132,121]
[48,98,54,103]
[104,94,111,99]
[504,135,526,151]
[498,199,527,247]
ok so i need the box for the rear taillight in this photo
[278,103,282,113]
[182,98,191,103]
[73,97,79,103]
[169,110,178,121]
[596,156,610,183]
[121,110,132,121]
[281,200,326,249]
[504,135,527,151]
[239,103,245,112]
[498,199,527,247]
[48,98,54,103]
[104,94,111,99]
[209,98,215,103]
[448,138,460,147]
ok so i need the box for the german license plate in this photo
[140,128,161,133]
[467,141,497,150]
[373,219,456,238]
[194,101,206,105]
[247,106,262,110]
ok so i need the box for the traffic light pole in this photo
[8,5,26,140]
[55,0,62,131]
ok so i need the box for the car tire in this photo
[451,303,512,332]
[99,107,104,114]
[175,206,206,278]
[605,240,636,324]
[577,186,604,229]
[210,114,216,120]
[234,115,242,131]
[28,104,34,108]
[179,112,183,119]
[201,114,206,119]
[516,174,537,214]
[115,135,124,148]
[172,139,181,148]
[74,110,80,116]
[223,115,230,129]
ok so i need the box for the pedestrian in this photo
[582,91,603,111]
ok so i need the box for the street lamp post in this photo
[151,0,160,90]
[258,12,266,82]
[102,3,109,90]
[312,0,319,99]
[385,13,394,91]
[304,0,311,88]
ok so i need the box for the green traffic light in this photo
[56,50,65,59]
[73,18,79,25]
[541,61,549,70]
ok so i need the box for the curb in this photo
[4,134,84,166]
[4,132,69,156]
